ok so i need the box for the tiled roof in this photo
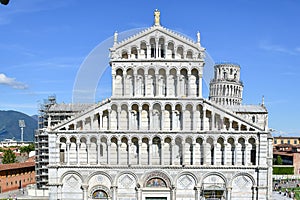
[0,162,35,171]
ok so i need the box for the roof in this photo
[112,25,204,52]
[48,103,93,112]
[0,162,35,171]
[225,105,267,113]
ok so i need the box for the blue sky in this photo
[0,0,299,136]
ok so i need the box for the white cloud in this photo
[259,41,300,55]
[0,73,28,89]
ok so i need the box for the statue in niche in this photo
[152,111,160,129]
[179,75,187,96]
[173,110,181,130]
[131,110,138,130]
[158,76,165,96]
[136,75,144,96]
[148,75,155,96]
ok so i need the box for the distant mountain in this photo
[31,114,39,121]
[0,110,38,142]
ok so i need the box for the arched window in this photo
[92,190,108,199]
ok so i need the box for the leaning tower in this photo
[209,63,243,105]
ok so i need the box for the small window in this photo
[288,140,290,144]
[252,116,256,123]
[281,140,284,144]
[274,140,277,144]
[294,140,297,145]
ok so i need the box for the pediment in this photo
[110,25,205,60]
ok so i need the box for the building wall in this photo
[0,163,35,193]
[273,137,300,145]
[46,11,272,200]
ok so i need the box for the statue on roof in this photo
[154,9,160,26]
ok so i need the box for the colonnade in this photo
[64,102,254,132]
[58,135,258,167]
[210,84,242,98]
[116,35,201,60]
[112,67,202,98]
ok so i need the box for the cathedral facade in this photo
[45,10,273,200]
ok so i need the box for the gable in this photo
[110,26,205,60]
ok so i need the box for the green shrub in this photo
[273,166,294,175]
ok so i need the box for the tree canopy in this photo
[19,143,35,154]
[2,149,16,164]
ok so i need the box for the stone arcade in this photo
[45,10,273,200]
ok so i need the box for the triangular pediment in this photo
[110,25,205,60]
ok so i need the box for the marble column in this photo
[193,109,197,130]
[176,72,180,97]
[122,71,126,96]
[117,141,121,165]
[107,142,111,165]
[161,109,165,130]
[97,142,101,165]
[171,185,176,200]
[99,113,103,130]
[87,143,90,165]
[76,142,80,165]
[149,141,152,165]
[128,142,132,165]
[111,186,118,200]
[198,74,202,98]
[138,142,142,165]
[171,142,175,165]
[82,184,89,200]
[139,108,142,130]
[161,141,164,166]
[66,142,70,165]
[144,72,148,97]
[226,187,232,200]
[195,186,201,200]
[192,142,196,165]
[149,109,153,130]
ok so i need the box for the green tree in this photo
[277,155,283,165]
[20,143,35,154]
[2,149,16,164]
